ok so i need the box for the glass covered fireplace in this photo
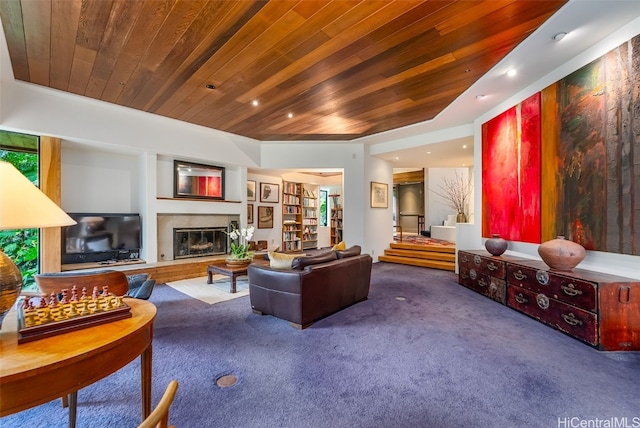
[173,227,227,259]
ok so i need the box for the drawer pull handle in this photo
[487,262,499,271]
[461,255,469,263]
[515,293,528,304]
[478,278,487,287]
[473,255,482,265]
[513,270,527,281]
[470,269,477,280]
[561,283,583,297]
[535,270,549,285]
[562,312,583,326]
[619,286,630,303]
[461,272,469,280]
[536,294,550,310]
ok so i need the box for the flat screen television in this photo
[61,213,142,264]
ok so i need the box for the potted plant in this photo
[225,225,255,266]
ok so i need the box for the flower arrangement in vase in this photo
[225,225,255,266]
[430,170,472,222]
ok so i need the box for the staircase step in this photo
[390,242,455,253]
[378,255,455,271]
[384,248,455,262]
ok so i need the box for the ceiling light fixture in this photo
[287,113,293,119]
[553,32,568,42]
[252,100,259,107]
[507,69,517,77]
[462,145,467,149]
[206,84,215,89]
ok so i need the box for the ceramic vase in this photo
[484,234,508,256]
[537,236,586,271]
[456,212,467,223]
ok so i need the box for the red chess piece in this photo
[92,286,99,300]
[23,296,31,308]
[48,292,59,307]
[60,289,69,304]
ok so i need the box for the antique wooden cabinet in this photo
[458,250,640,351]
[458,250,528,304]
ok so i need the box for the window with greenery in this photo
[319,190,328,227]
[1,130,40,289]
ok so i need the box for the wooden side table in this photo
[0,298,156,427]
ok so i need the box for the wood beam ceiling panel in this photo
[0,0,567,141]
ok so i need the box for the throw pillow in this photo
[268,252,301,270]
[331,241,346,251]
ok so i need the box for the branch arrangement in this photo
[430,171,472,215]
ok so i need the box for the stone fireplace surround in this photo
[157,214,239,262]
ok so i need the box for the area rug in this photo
[393,233,454,246]
[165,275,249,305]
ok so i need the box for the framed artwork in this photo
[247,204,254,224]
[258,206,274,229]
[247,180,256,201]
[173,160,224,200]
[370,181,388,208]
[481,92,541,243]
[260,182,279,203]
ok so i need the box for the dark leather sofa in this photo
[247,246,372,329]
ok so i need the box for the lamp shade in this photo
[0,160,76,230]
[0,160,76,330]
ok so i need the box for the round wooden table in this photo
[0,298,156,426]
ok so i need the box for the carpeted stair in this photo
[378,242,456,270]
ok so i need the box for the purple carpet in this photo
[3,263,639,427]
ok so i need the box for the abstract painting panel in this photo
[482,92,541,243]
[541,35,640,255]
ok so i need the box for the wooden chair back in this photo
[137,380,179,428]
[35,270,130,297]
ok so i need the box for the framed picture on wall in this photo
[247,180,256,201]
[173,160,224,200]
[370,181,388,208]
[260,182,279,203]
[258,206,274,229]
[247,204,254,224]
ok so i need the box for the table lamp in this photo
[0,160,76,329]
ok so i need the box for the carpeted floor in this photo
[3,263,639,428]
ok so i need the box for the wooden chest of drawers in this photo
[458,250,526,304]
[458,250,640,351]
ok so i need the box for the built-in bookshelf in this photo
[302,185,318,250]
[330,194,343,245]
[282,181,302,252]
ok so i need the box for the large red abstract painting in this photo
[482,92,541,243]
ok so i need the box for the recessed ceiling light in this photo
[553,32,568,42]
[476,94,485,100]
[287,112,293,119]
[252,100,259,107]
[462,145,467,149]
[426,151,431,154]
[206,84,216,89]
[395,156,399,160]
[507,69,517,77]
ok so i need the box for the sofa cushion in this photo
[336,245,362,259]
[268,252,301,270]
[331,241,346,251]
[291,250,337,270]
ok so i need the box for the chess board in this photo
[17,287,132,344]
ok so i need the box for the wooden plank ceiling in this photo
[0,0,566,141]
